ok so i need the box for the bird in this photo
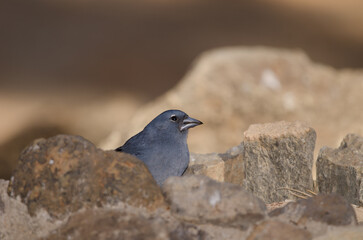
[115,109,202,186]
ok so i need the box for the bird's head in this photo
[145,110,203,135]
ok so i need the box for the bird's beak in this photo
[180,116,203,132]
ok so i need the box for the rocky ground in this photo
[0,46,362,239]
[1,1,363,238]
[0,123,362,239]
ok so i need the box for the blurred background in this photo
[1,0,363,179]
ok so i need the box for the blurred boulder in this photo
[269,194,357,237]
[243,121,316,203]
[101,47,363,158]
[317,134,363,205]
[313,225,363,240]
[44,208,198,240]
[185,153,225,182]
[185,144,244,185]
[163,175,267,230]
[247,219,312,240]
[7,135,165,219]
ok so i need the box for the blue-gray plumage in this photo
[115,110,202,186]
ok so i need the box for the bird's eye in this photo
[170,115,177,122]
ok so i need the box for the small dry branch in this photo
[277,187,317,199]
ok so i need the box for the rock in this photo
[352,204,363,224]
[247,219,312,240]
[7,135,165,219]
[44,205,250,240]
[195,224,249,240]
[169,223,208,240]
[0,179,60,240]
[185,144,244,185]
[100,47,363,162]
[317,134,363,205]
[0,125,66,180]
[186,153,225,182]
[44,208,197,240]
[163,175,267,230]
[313,225,363,240]
[269,194,357,237]
[243,121,316,203]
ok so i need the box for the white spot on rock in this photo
[283,92,296,111]
[49,159,54,165]
[32,144,40,151]
[209,190,221,207]
[261,69,281,90]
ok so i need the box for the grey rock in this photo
[163,175,267,230]
[44,205,250,240]
[246,219,312,240]
[219,144,245,185]
[44,208,200,240]
[0,193,4,214]
[317,134,363,205]
[243,121,316,203]
[269,193,357,237]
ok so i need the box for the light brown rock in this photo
[244,121,313,141]
[313,225,363,240]
[269,194,357,237]
[7,135,165,219]
[317,134,363,205]
[352,204,363,224]
[186,153,225,182]
[0,180,61,240]
[163,175,267,230]
[243,121,316,203]
[185,144,244,185]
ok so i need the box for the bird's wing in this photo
[115,131,147,156]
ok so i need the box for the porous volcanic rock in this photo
[243,121,316,203]
[7,135,165,219]
[269,194,357,237]
[163,175,267,230]
[317,134,363,205]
